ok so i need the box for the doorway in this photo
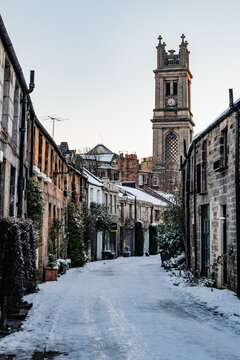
[201,204,210,276]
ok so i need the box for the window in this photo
[153,176,158,187]
[13,81,20,145]
[166,82,170,96]
[196,163,201,194]
[129,204,133,219]
[139,174,143,186]
[201,140,207,193]
[165,132,178,163]
[90,188,94,202]
[144,208,148,222]
[144,175,148,185]
[110,194,113,213]
[9,166,16,216]
[155,210,160,221]
[137,206,141,220]
[45,142,49,175]
[38,133,43,171]
[173,82,178,95]
[213,128,228,172]
[221,128,228,167]
[104,193,108,207]
[113,195,117,214]
[97,189,100,203]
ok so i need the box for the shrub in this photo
[159,230,184,258]
[135,221,144,256]
[0,218,37,327]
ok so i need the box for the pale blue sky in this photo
[1,0,240,158]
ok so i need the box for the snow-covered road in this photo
[0,256,240,360]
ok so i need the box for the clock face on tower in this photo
[167,97,176,107]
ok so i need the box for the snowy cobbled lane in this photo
[1,256,240,360]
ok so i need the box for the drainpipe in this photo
[229,89,240,297]
[134,195,137,255]
[184,140,191,269]
[193,142,197,273]
[29,115,35,178]
[17,70,35,217]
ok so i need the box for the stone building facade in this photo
[182,95,240,295]
[0,16,30,219]
[117,185,168,256]
[151,35,195,192]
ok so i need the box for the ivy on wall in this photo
[67,202,86,267]
[26,178,45,231]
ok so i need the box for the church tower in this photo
[151,34,194,190]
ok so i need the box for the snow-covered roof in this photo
[80,153,118,163]
[83,168,103,187]
[98,164,119,170]
[152,190,175,203]
[117,185,167,206]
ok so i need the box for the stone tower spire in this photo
[151,34,195,191]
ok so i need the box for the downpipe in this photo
[17,70,35,217]
[229,89,240,298]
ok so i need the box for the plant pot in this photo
[45,267,58,281]
[159,251,170,264]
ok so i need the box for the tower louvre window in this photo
[165,132,178,163]
[173,82,178,95]
[166,82,170,96]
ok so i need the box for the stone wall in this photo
[184,108,239,291]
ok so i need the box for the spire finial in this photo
[181,34,186,43]
[158,35,162,44]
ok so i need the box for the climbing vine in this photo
[26,178,45,231]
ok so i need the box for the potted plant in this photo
[45,253,58,281]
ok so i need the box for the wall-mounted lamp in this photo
[122,192,128,206]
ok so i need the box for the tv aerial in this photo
[41,115,70,139]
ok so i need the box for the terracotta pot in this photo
[45,267,58,281]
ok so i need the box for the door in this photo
[144,229,149,255]
[125,230,134,255]
[201,204,210,276]
[222,205,227,285]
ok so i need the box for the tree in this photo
[83,202,112,260]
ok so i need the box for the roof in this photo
[151,190,175,204]
[98,164,119,170]
[80,153,119,163]
[185,98,240,159]
[83,167,103,187]
[117,185,167,207]
[87,144,116,155]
